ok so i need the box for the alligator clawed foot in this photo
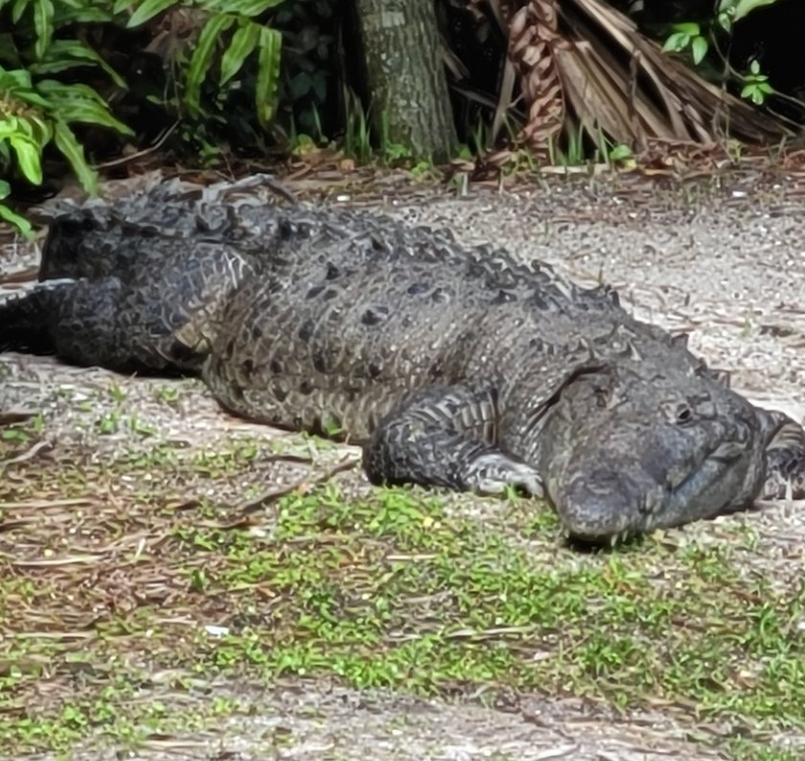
[761,415,805,501]
[465,453,545,498]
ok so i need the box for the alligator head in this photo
[533,362,785,544]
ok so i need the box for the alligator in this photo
[1,175,803,544]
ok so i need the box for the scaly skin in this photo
[1,177,802,543]
[203,228,786,543]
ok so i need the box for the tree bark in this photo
[353,0,458,163]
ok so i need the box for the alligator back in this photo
[201,222,703,442]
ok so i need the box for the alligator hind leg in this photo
[363,384,544,497]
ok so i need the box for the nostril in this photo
[575,469,630,497]
[563,470,634,512]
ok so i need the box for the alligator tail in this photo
[0,279,80,355]
[0,278,123,367]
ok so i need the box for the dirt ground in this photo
[2,168,805,761]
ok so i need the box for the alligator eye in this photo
[662,401,695,426]
[675,404,694,426]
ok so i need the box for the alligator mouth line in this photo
[548,430,755,546]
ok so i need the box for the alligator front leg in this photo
[363,384,544,497]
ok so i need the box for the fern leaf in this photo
[126,0,176,28]
[34,39,127,88]
[208,0,286,16]
[11,0,31,24]
[219,19,260,86]
[255,25,281,130]
[33,0,54,60]
[113,0,138,12]
[184,13,237,118]
[8,134,43,184]
[0,203,34,238]
[53,120,99,194]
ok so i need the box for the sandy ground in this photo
[2,169,805,760]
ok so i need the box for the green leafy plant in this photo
[0,64,132,236]
[273,0,336,141]
[740,59,774,105]
[662,22,709,66]
[717,0,782,32]
[0,0,292,235]
[659,0,788,115]
[0,0,128,234]
[343,85,371,162]
[115,0,284,131]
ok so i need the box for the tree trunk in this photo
[353,0,458,163]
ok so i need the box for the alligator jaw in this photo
[547,468,661,545]
[533,367,775,546]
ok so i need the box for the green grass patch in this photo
[0,436,803,758]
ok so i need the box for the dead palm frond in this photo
[462,0,792,156]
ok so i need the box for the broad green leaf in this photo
[609,144,633,161]
[37,40,127,88]
[720,0,779,22]
[36,79,109,105]
[11,0,31,24]
[113,0,137,11]
[26,113,53,144]
[671,22,700,35]
[219,20,260,86]
[126,0,176,28]
[0,117,21,141]
[0,203,35,238]
[13,113,53,146]
[33,0,55,61]
[0,67,33,89]
[8,134,43,184]
[288,71,311,99]
[0,179,10,198]
[53,120,98,195]
[9,87,50,108]
[30,58,98,75]
[255,25,281,131]
[691,36,708,65]
[49,100,134,134]
[54,6,115,24]
[662,32,689,54]
[184,13,236,117]
[7,114,34,139]
[209,0,286,15]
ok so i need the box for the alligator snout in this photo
[556,467,664,544]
